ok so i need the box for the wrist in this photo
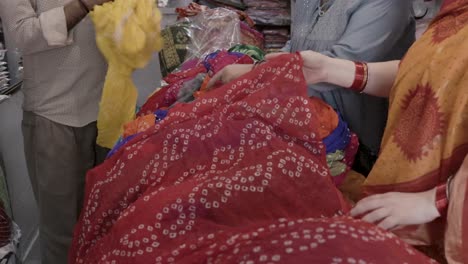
[426,188,443,219]
[323,57,355,88]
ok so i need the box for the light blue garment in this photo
[288,0,415,156]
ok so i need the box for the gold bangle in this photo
[447,175,455,200]
[359,62,369,93]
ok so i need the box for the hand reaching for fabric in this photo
[350,189,440,230]
[206,64,254,90]
[206,51,330,90]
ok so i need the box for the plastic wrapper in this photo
[243,0,289,9]
[182,8,241,63]
[196,0,246,10]
[0,50,9,94]
[159,7,243,76]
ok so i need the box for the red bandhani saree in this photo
[69,54,435,263]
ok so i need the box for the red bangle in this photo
[349,62,368,93]
[435,183,449,217]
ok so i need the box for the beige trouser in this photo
[22,111,107,264]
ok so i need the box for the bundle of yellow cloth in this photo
[91,0,163,148]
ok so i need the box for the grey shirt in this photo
[286,0,415,155]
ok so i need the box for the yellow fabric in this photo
[90,0,163,148]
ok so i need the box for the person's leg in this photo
[22,112,98,264]
[73,121,108,211]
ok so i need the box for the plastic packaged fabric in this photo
[159,8,242,77]
[91,0,163,148]
[243,0,289,8]
[159,22,192,76]
[181,8,242,64]
[160,6,265,76]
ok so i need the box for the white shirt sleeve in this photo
[1,0,74,56]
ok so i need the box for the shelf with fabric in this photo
[0,17,37,264]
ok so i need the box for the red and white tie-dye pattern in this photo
[69,54,435,263]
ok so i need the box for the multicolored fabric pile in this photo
[69,53,433,264]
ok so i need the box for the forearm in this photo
[323,58,400,98]
[5,0,85,55]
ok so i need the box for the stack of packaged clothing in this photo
[244,0,290,26]
[196,0,246,10]
[244,0,290,53]
[0,20,10,96]
[261,27,290,53]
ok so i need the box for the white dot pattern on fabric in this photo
[70,54,436,264]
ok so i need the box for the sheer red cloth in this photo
[70,54,435,263]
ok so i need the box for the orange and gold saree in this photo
[362,0,468,262]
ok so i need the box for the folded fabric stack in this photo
[196,0,246,10]
[261,27,290,53]
[0,22,10,95]
[244,1,290,26]
[243,0,291,53]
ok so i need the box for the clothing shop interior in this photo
[0,0,468,263]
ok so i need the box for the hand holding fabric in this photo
[207,50,330,90]
[267,51,330,85]
[206,64,254,89]
[350,190,440,231]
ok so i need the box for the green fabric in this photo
[326,150,347,177]
[229,44,265,61]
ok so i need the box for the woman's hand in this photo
[350,189,440,230]
[207,51,331,89]
[207,64,254,89]
[266,51,330,85]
